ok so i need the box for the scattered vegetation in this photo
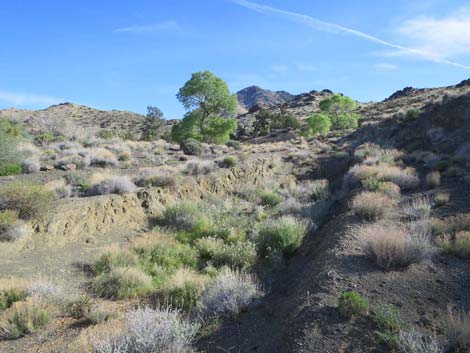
[0,182,54,219]
[88,176,137,196]
[351,192,395,221]
[337,291,369,319]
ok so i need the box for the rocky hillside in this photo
[236,85,294,112]
[0,102,147,139]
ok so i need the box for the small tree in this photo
[306,113,332,136]
[253,109,271,136]
[174,71,238,143]
[319,94,359,130]
[142,106,165,141]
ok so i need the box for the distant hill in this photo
[236,86,294,112]
[0,102,147,138]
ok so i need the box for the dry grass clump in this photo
[88,148,119,168]
[88,175,137,196]
[402,196,432,220]
[80,306,198,353]
[134,167,178,188]
[183,160,215,176]
[359,223,434,270]
[295,179,330,202]
[345,164,419,190]
[351,192,395,221]
[93,266,154,299]
[0,182,54,219]
[45,179,72,199]
[441,231,470,258]
[433,192,450,207]
[398,330,442,353]
[446,308,470,353]
[425,171,441,189]
[378,182,401,199]
[430,214,470,236]
[0,297,50,339]
[200,268,262,319]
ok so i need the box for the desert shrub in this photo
[426,171,441,189]
[200,269,262,319]
[306,113,332,136]
[26,280,62,299]
[354,143,382,163]
[433,192,450,207]
[378,182,401,199]
[87,307,117,325]
[132,236,198,278]
[337,291,369,319]
[446,308,470,353]
[157,270,206,311]
[274,198,303,216]
[256,216,308,259]
[21,158,40,174]
[88,148,119,168]
[181,138,202,156]
[66,296,92,320]
[93,266,154,299]
[0,130,23,176]
[226,140,241,150]
[98,129,115,139]
[372,304,403,350]
[258,190,284,208]
[86,306,198,353]
[0,288,26,311]
[220,156,237,168]
[95,247,138,274]
[399,330,442,353]
[405,108,422,121]
[318,94,359,130]
[350,192,395,221]
[183,160,215,175]
[430,214,470,236]
[88,176,137,196]
[296,179,330,202]
[380,166,420,190]
[361,176,382,192]
[0,297,50,339]
[0,210,19,230]
[359,224,434,270]
[0,183,54,219]
[196,237,256,270]
[162,202,211,235]
[441,231,470,258]
[134,168,177,188]
[402,196,432,220]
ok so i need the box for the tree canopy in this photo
[172,71,238,143]
[318,94,359,130]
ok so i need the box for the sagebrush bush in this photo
[431,214,470,236]
[351,192,395,221]
[183,160,215,175]
[399,330,442,353]
[200,269,262,319]
[378,182,401,199]
[296,179,330,202]
[26,280,62,298]
[337,291,369,318]
[220,156,237,168]
[0,182,54,219]
[21,158,40,174]
[256,216,308,259]
[181,138,202,156]
[0,297,50,339]
[87,306,198,353]
[402,196,432,220]
[162,202,211,235]
[134,167,177,188]
[89,176,137,196]
[359,224,434,270]
[88,148,119,168]
[433,192,450,207]
[446,308,470,353]
[345,164,419,190]
[441,231,470,258]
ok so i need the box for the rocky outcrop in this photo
[237,86,294,111]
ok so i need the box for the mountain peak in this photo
[236,86,294,111]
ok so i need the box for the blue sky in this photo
[1,0,470,118]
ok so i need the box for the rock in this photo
[60,163,76,171]
[41,165,54,171]
[456,78,470,88]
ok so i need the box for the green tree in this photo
[175,71,238,143]
[319,94,359,130]
[306,113,332,136]
[142,106,165,141]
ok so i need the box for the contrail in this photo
[232,0,470,70]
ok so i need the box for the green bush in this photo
[404,108,422,121]
[196,237,256,270]
[338,291,368,318]
[256,216,307,259]
[0,183,54,219]
[0,288,25,311]
[0,163,22,177]
[371,304,403,350]
[181,138,202,156]
[93,266,154,299]
[318,94,360,130]
[361,177,382,192]
[161,202,212,239]
[259,190,284,208]
[65,296,92,319]
[306,113,332,136]
[226,140,241,150]
[98,129,115,139]
[160,280,204,311]
[220,156,237,168]
[0,297,50,339]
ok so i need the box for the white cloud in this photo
[114,21,179,34]
[232,0,470,69]
[295,62,318,72]
[0,90,62,107]
[397,8,470,59]
[270,64,289,73]
[375,63,398,71]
